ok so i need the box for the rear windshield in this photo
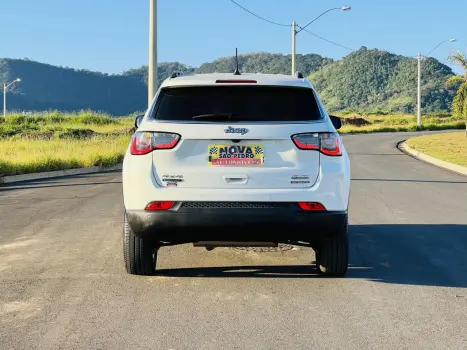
[151,86,323,122]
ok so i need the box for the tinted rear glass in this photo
[152,86,322,122]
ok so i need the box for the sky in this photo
[1,0,466,74]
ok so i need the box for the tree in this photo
[446,51,467,118]
[446,51,467,136]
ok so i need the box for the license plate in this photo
[208,144,264,166]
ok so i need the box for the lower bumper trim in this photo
[126,205,347,243]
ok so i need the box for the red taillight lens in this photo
[291,132,341,156]
[145,201,175,211]
[319,133,341,156]
[291,133,320,150]
[130,132,180,155]
[298,202,327,211]
[152,132,180,149]
[130,132,153,155]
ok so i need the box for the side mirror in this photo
[329,115,342,130]
[134,115,144,129]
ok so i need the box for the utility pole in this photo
[148,0,158,108]
[417,52,422,128]
[291,21,296,75]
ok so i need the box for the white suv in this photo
[122,70,351,277]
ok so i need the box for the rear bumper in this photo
[122,150,351,212]
[126,203,347,242]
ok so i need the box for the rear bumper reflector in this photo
[298,202,326,211]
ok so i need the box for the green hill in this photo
[197,52,332,75]
[122,62,196,86]
[0,58,147,116]
[309,47,457,113]
[120,53,331,86]
[0,49,457,115]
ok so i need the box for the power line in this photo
[298,26,354,52]
[229,0,291,27]
[228,0,355,52]
[296,7,344,34]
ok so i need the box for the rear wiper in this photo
[192,113,239,122]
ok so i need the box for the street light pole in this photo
[417,52,422,127]
[3,83,6,118]
[291,6,351,75]
[292,21,296,75]
[416,38,456,128]
[2,78,21,118]
[148,0,158,109]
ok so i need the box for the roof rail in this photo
[295,71,304,79]
[170,71,183,79]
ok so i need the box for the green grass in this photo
[0,111,134,176]
[338,114,465,134]
[0,135,131,176]
[407,132,467,167]
[0,111,134,138]
[0,110,465,177]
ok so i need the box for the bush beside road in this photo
[406,132,467,167]
[0,111,465,177]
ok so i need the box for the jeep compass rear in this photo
[122,72,351,277]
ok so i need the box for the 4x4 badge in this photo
[224,126,249,135]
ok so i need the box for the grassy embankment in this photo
[0,111,465,177]
[0,112,134,176]
[407,132,467,167]
[339,113,465,133]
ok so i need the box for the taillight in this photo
[319,133,341,156]
[291,132,341,156]
[291,133,320,150]
[145,201,175,211]
[298,202,327,211]
[130,131,180,155]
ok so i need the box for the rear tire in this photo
[123,213,157,275]
[316,216,349,277]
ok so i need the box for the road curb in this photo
[0,164,123,185]
[399,141,467,176]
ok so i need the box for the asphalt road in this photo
[1,132,466,350]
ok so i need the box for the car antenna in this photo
[233,48,241,75]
